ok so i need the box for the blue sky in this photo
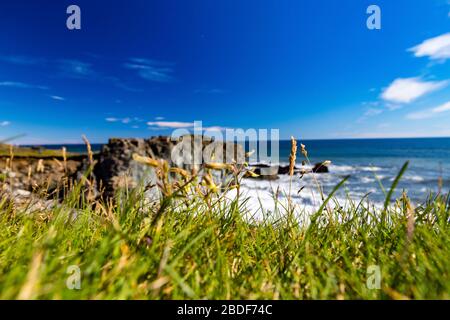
[0,0,450,144]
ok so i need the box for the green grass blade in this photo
[383,161,409,213]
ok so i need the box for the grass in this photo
[0,138,449,300]
[0,143,80,159]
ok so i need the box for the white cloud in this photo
[0,81,48,90]
[381,77,447,104]
[406,111,429,120]
[145,121,228,131]
[58,60,141,92]
[385,103,403,111]
[125,58,175,82]
[409,33,450,61]
[50,95,65,101]
[0,121,10,126]
[147,121,193,129]
[108,77,143,92]
[406,101,450,120]
[361,101,379,107]
[357,107,383,123]
[155,116,165,120]
[0,55,45,65]
[106,117,143,125]
[364,108,383,117]
[58,59,96,79]
[194,88,226,94]
[433,101,450,113]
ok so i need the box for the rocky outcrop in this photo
[250,164,279,180]
[312,162,330,173]
[0,158,81,193]
[93,138,160,200]
[0,187,58,214]
[1,136,247,208]
[93,136,245,199]
[248,162,330,179]
[277,165,303,175]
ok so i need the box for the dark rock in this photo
[277,165,303,175]
[312,162,329,173]
[277,165,290,175]
[93,138,156,200]
[248,164,279,180]
[249,164,301,177]
[93,136,245,199]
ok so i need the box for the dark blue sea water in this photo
[33,138,450,204]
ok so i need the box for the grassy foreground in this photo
[0,155,449,300]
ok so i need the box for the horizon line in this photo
[12,135,450,146]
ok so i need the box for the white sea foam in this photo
[233,159,440,218]
[360,166,383,172]
[236,174,386,221]
[328,165,354,173]
[389,175,424,182]
[360,177,376,184]
[405,175,425,182]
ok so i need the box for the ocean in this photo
[38,138,450,209]
[241,138,450,212]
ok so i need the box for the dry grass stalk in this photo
[36,159,45,173]
[62,147,67,173]
[53,158,63,170]
[82,135,94,166]
[8,144,14,171]
[169,167,190,179]
[205,162,233,171]
[27,165,32,185]
[289,136,297,176]
[245,149,255,158]
[132,153,160,167]
[203,173,218,193]
[300,143,307,157]
[383,287,410,300]
[244,169,259,178]
[403,192,415,243]
[287,136,298,212]
[299,141,326,206]
[17,251,43,300]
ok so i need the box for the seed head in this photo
[289,136,297,176]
